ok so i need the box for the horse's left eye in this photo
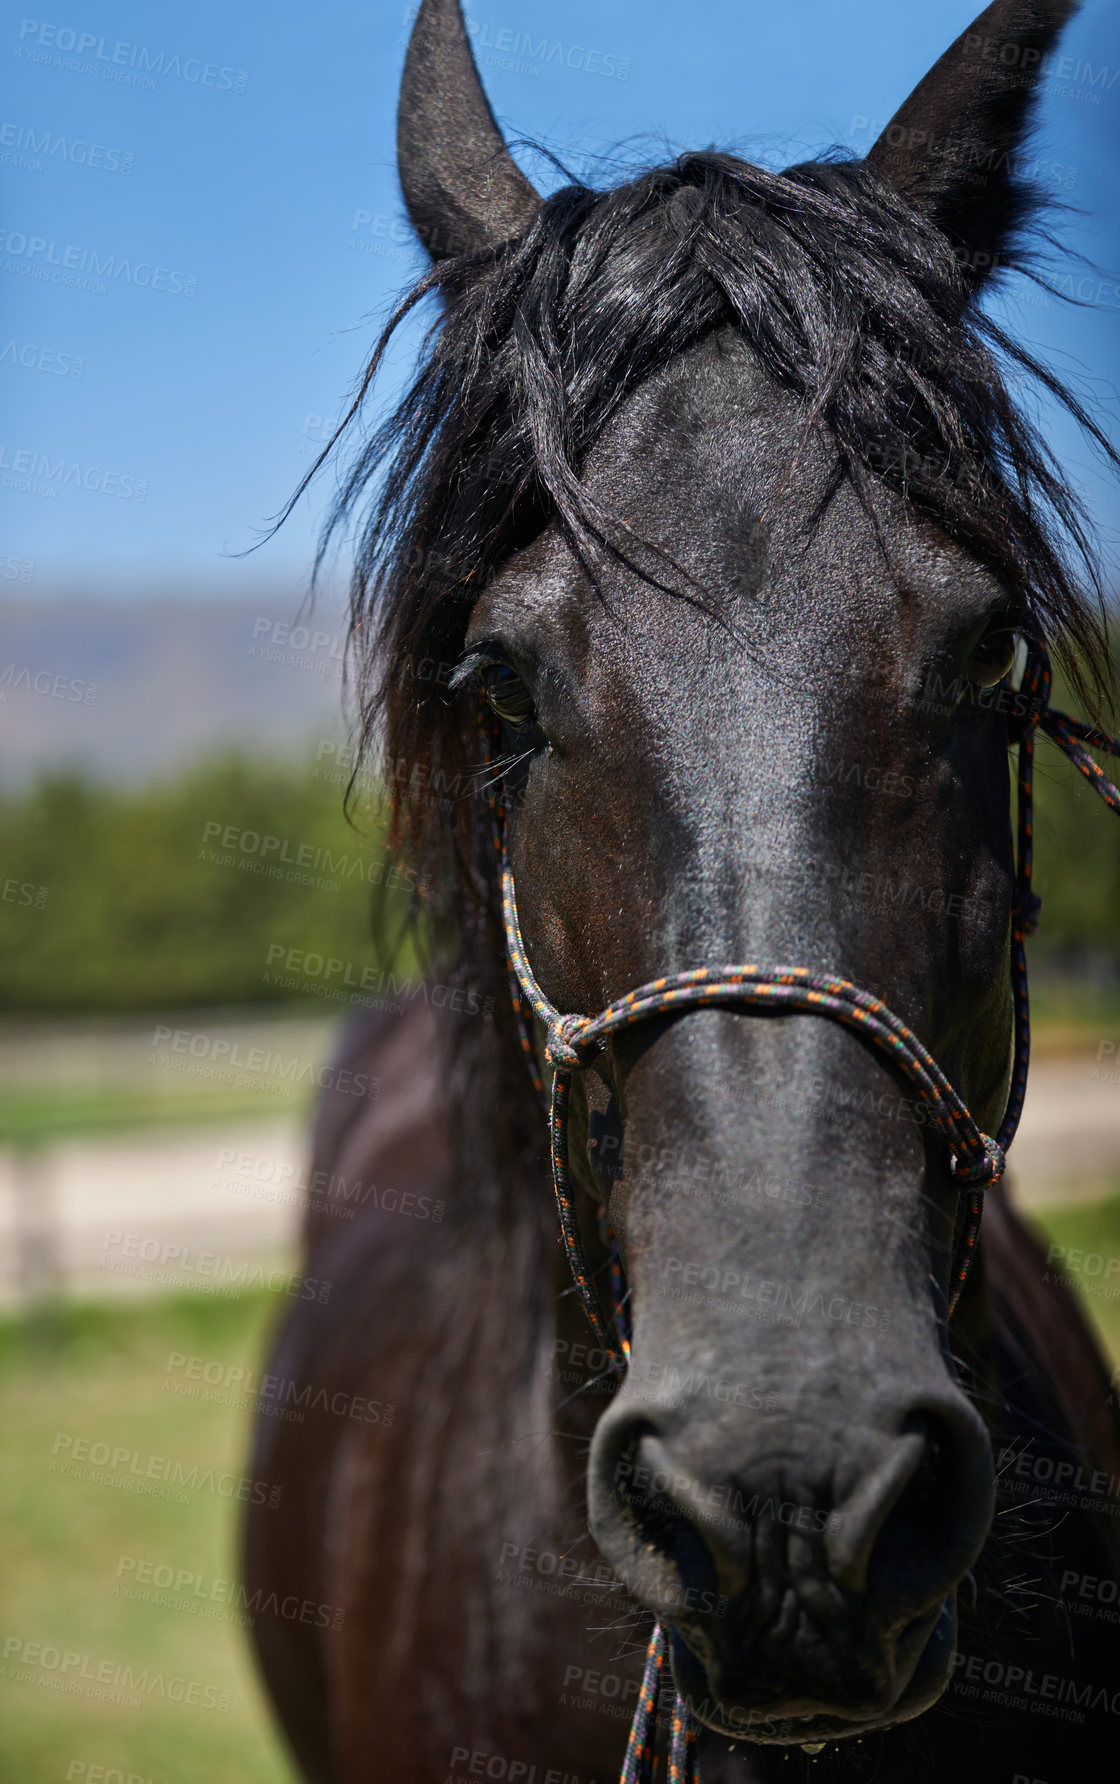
[966,626,1018,690]
[482,662,535,727]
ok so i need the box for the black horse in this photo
[245,2,1120,1777]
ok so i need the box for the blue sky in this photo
[3,0,1119,601]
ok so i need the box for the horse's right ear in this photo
[397,0,540,261]
[865,0,1082,289]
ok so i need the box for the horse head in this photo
[367,0,1109,1750]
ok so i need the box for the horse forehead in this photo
[482,332,1005,652]
[575,335,1004,639]
[581,330,795,507]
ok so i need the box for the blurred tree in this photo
[1029,646,1120,978]
[0,755,423,1013]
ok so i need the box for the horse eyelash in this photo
[447,653,483,694]
[447,648,500,696]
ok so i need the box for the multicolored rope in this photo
[483,642,1120,1783]
[668,1685,701,1784]
[615,1624,702,1784]
[620,1625,667,1784]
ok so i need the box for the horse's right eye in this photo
[482,662,535,727]
[966,626,1019,690]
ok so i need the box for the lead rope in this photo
[484,643,1120,1781]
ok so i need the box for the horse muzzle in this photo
[587,1378,994,1741]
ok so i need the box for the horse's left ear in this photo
[865,0,1082,289]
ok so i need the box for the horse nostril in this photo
[826,1429,926,1594]
[630,1434,719,1583]
[590,1418,720,1614]
[826,1405,994,1607]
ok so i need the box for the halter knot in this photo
[545,1013,593,1070]
[951,1134,1005,1187]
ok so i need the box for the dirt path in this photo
[0,1055,1115,1306]
[1007,1053,1120,1207]
[0,1117,306,1305]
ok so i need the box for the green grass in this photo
[0,1084,313,1148]
[1030,986,1120,1057]
[1027,1189,1120,1365]
[0,1293,299,1784]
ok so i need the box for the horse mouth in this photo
[667,1593,956,1745]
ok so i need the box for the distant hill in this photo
[0,593,353,785]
